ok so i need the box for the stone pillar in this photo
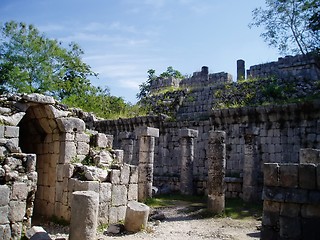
[119,132,135,165]
[124,201,150,233]
[242,129,260,202]
[69,191,99,240]
[135,127,159,202]
[207,130,226,214]
[237,59,245,81]
[179,128,198,195]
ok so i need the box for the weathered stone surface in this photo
[299,163,316,189]
[179,128,198,138]
[300,148,320,164]
[0,224,11,240]
[124,201,150,233]
[22,93,55,104]
[279,164,299,188]
[112,185,127,206]
[69,191,99,240]
[11,182,28,200]
[135,126,159,138]
[56,117,85,133]
[0,112,25,126]
[263,163,279,187]
[0,185,10,206]
[26,226,52,240]
[90,133,109,148]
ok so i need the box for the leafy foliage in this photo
[250,0,320,55]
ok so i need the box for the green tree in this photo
[0,21,96,99]
[250,0,320,55]
[136,66,184,101]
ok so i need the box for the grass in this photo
[145,194,262,220]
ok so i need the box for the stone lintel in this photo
[179,128,198,138]
[135,127,159,138]
[57,117,86,133]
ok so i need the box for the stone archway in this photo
[18,104,61,220]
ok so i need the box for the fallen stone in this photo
[124,201,150,233]
[22,93,55,104]
[26,226,52,240]
[106,224,125,235]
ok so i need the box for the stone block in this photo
[0,224,11,240]
[135,127,159,138]
[209,130,226,144]
[118,205,127,221]
[299,163,316,189]
[279,216,301,239]
[4,126,19,138]
[11,182,28,200]
[59,141,77,163]
[99,182,112,203]
[57,117,85,133]
[262,186,285,202]
[0,185,10,206]
[98,202,109,224]
[26,226,51,240]
[279,164,299,188]
[75,132,90,143]
[128,184,138,201]
[280,203,300,217]
[109,207,118,223]
[260,226,278,240]
[73,180,100,193]
[120,164,130,185]
[301,204,320,218]
[179,128,198,138]
[0,206,9,224]
[111,185,128,207]
[300,148,320,164]
[77,142,89,155]
[263,163,279,187]
[0,126,4,138]
[9,201,26,222]
[110,169,121,184]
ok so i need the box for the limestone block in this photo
[118,205,127,221]
[9,201,26,222]
[0,126,4,138]
[60,133,75,141]
[77,142,89,155]
[57,117,85,133]
[300,148,320,164]
[135,126,159,138]
[83,166,108,182]
[279,164,299,188]
[109,206,118,223]
[130,165,138,184]
[0,112,25,126]
[301,204,320,218]
[0,206,9,224]
[128,184,138,201]
[111,185,127,206]
[69,191,99,240]
[279,216,301,239]
[120,164,130,185]
[22,93,55,104]
[99,182,112,203]
[280,203,300,217]
[11,182,28,200]
[179,128,198,138]
[26,154,37,172]
[44,104,70,119]
[263,163,279,187]
[0,185,10,206]
[114,149,124,164]
[124,201,150,233]
[110,169,121,184]
[98,202,109,224]
[72,179,100,193]
[75,132,90,143]
[10,222,22,240]
[0,224,11,240]
[59,141,77,163]
[90,133,113,148]
[4,126,19,138]
[26,226,51,240]
[299,163,316,189]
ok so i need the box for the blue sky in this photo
[0,0,280,103]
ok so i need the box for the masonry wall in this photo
[262,162,320,239]
[93,100,320,197]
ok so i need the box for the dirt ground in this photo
[45,200,261,240]
[100,201,261,240]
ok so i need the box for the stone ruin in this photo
[0,53,320,239]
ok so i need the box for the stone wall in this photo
[0,94,140,239]
[0,125,37,239]
[93,100,320,198]
[247,54,320,81]
[262,160,320,239]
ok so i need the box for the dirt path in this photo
[101,201,261,240]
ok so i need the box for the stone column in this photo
[179,128,198,195]
[69,191,99,240]
[242,129,260,202]
[135,127,159,202]
[237,59,245,81]
[207,130,226,214]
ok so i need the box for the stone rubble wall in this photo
[92,100,320,198]
[247,54,320,81]
[262,161,320,239]
[0,125,37,240]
